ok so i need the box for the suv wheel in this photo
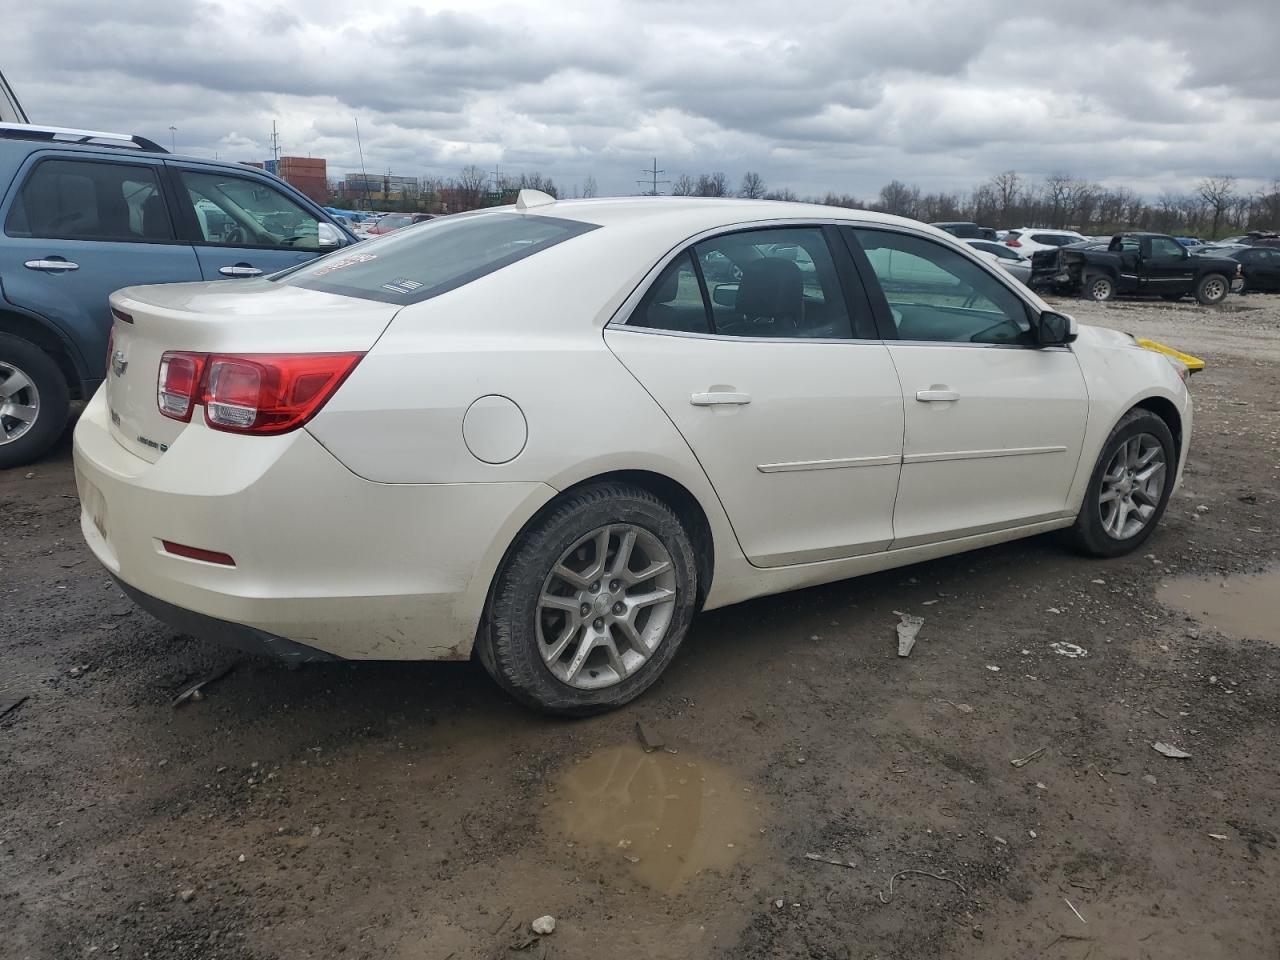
[476,482,698,715]
[1067,409,1175,558]
[1195,273,1228,305]
[0,333,70,469]
[1083,273,1116,301]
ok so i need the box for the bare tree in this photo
[581,175,598,198]
[1197,175,1237,238]
[990,171,1021,224]
[696,172,729,197]
[875,180,919,218]
[764,187,798,202]
[738,171,766,199]
[671,173,696,196]
[455,164,489,210]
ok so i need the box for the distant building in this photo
[339,173,419,202]
[252,156,328,203]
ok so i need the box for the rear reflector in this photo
[157,352,363,434]
[111,307,134,324]
[161,540,236,566]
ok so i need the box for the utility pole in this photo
[636,157,668,196]
[168,125,177,152]
[491,163,501,195]
[354,116,369,210]
[270,120,281,162]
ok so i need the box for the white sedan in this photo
[74,194,1192,714]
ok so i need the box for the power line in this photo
[637,157,668,196]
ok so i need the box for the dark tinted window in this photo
[630,253,710,334]
[5,159,173,242]
[693,227,864,339]
[1149,237,1184,258]
[276,211,597,304]
[1032,233,1080,246]
[969,240,1019,260]
[179,170,320,250]
[851,228,1032,345]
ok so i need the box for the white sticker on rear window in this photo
[380,277,424,295]
[310,252,377,277]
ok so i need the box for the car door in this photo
[0,153,200,384]
[1260,250,1280,290]
[166,164,341,280]
[844,226,1089,548]
[1142,236,1197,292]
[605,224,905,567]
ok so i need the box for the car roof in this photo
[476,195,931,237]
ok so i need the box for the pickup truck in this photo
[1030,231,1241,304]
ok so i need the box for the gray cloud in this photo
[3,0,1278,200]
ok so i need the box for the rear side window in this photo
[5,159,174,242]
[630,253,711,334]
[276,212,598,304]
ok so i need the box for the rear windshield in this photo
[277,211,598,304]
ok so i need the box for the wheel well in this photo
[561,470,716,609]
[0,310,82,398]
[1134,396,1182,465]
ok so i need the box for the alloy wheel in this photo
[536,524,678,690]
[1202,278,1225,301]
[0,361,40,446]
[1098,433,1167,539]
[1091,278,1113,300]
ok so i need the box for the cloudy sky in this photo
[4,0,1278,200]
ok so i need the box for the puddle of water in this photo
[1157,570,1280,645]
[550,744,760,894]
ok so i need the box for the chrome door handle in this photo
[690,391,751,406]
[916,389,960,402]
[219,264,263,277]
[24,259,79,272]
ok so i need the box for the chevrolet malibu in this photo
[73,193,1192,714]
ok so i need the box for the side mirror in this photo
[1037,310,1077,346]
[317,222,344,248]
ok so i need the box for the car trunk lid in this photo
[105,279,400,463]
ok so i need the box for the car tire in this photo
[476,481,699,715]
[0,333,71,470]
[1066,409,1176,558]
[1083,273,1116,301]
[1194,273,1229,305]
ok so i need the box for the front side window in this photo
[850,228,1033,345]
[5,159,173,242]
[178,170,320,250]
[276,211,597,304]
[1149,237,1184,258]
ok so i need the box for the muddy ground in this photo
[3,293,1279,960]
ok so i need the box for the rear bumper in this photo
[73,389,555,660]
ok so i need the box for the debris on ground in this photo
[1049,642,1088,658]
[0,695,30,721]
[634,721,664,753]
[171,663,237,707]
[1063,897,1087,924]
[1011,746,1046,768]
[178,888,195,903]
[878,869,966,903]
[1208,833,1229,841]
[804,852,857,869]
[940,699,974,714]
[1152,742,1192,759]
[531,915,556,935]
[896,614,924,657]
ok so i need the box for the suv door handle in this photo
[219,264,263,277]
[690,391,751,406]
[25,259,79,272]
[916,389,960,402]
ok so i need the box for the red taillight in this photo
[161,540,236,566]
[158,352,206,422]
[1006,238,1022,248]
[157,352,363,434]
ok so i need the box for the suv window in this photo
[178,170,320,250]
[276,211,597,304]
[5,159,174,242]
[1031,233,1077,246]
[850,228,1032,345]
[1149,237,1185,258]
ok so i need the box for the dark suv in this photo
[0,123,358,467]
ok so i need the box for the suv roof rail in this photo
[0,122,168,154]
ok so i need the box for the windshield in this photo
[275,211,598,304]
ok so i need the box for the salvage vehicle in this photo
[0,123,360,467]
[74,196,1193,714]
[1030,231,1241,304]
[1230,247,1280,293]
[964,239,1031,284]
[1003,228,1087,256]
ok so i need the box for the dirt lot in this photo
[3,293,1279,960]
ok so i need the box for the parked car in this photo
[1003,228,1088,256]
[930,221,997,241]
[74,194,1193,714]
[964,239,1031,284]
[1231,247,1280,293]
[0,122,359,467]
[1030,232,1241,304]
[366,212,436,235]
